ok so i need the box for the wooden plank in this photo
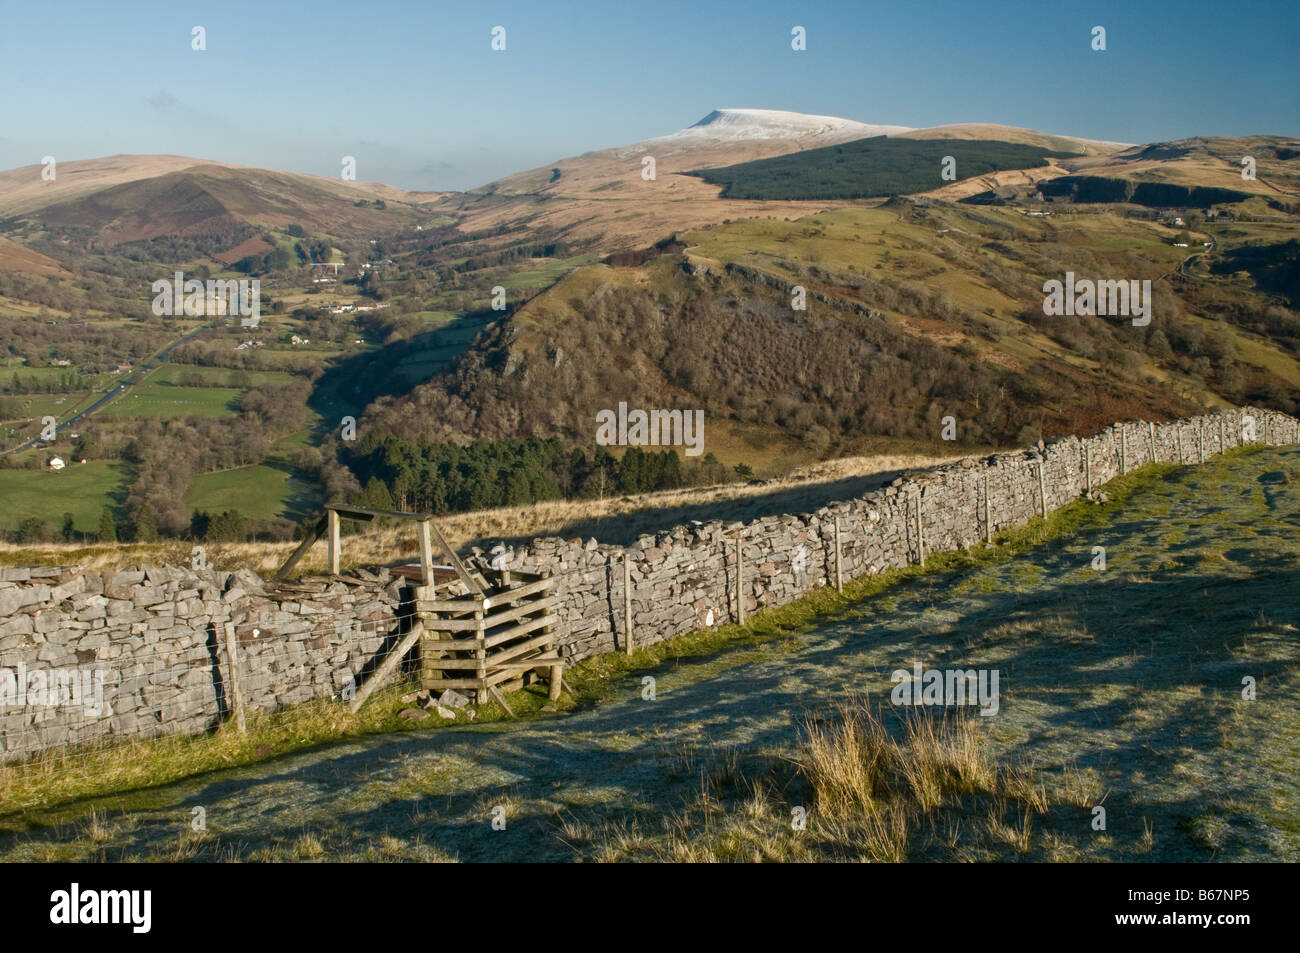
[420,626,444,692]
[223,623,246,733]
[486,654,562,672]
[416,677,492,691]
[413,617,481,633]
[412,633,481,651]
[488,630,559,665]
[483,613,557,649]
[486,663,559,688]
[1037,462,1047,517]
[474,610,486,697]
[272,514,328,582]
[348,621,423,713]
[326,503,429,521]
[482,575,553,609]
[482,595,557,629]
[488,685,516,719]
[422,657,495,671]
[415,598,482,614]
[426,519,484,596]
[389,564,459,585]
[327,509,341,576]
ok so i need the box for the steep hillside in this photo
[0,154,442,219]
[363,201,1300,451]
[1,162,439,253]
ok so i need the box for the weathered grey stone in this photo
[436,689,470,710]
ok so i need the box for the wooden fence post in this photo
[1120,427,1127,474]
[327,509,341,575]
[1218,417,1225,455]
[1084,445,1091,497]
[1148,421,1157,463]
[223,622,246,733]
[623,552,633,655]
[1198,422,1205,463]
[416,519,434,586]
[1037,461,1048,517]
[1177,426,1184,464]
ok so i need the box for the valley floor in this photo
[1,446,1296,862]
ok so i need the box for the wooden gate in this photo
[272,504,563,712]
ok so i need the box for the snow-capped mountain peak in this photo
[670,108,913,143]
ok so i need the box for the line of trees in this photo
[343,434,733,515]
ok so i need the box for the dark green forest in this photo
[343,434,734,515]
[687,137,1067,200]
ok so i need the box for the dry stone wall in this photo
[2,407,1296,762]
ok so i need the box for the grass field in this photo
[147,364,295,388]
[184,464,310,522]
[97,381,242,419]
[0,461,129,535]
[497,253,600,290]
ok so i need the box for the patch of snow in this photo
[617,108,912,156]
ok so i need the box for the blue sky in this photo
[1,0,1296,190]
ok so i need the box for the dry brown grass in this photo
[574,696,1061,862]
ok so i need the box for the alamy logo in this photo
[50,883,151,933]
[1042,272,1151,327]
[890,662,1000,716]
[151,272,261,326]
[595,402,704,457]
[0,664,108,717]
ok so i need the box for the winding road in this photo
[0,324,210,457]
